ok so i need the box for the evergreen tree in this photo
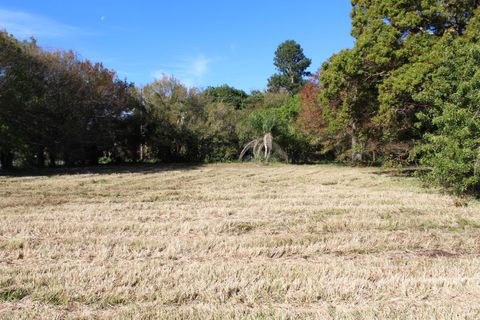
[268,40,311,95]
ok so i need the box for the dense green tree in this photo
[351,0,480,39]
[413,33,480,195]
[0,32,142,168]
[0,32,23,169]
[0,33,47,168]
[203,85,248,110]
[142,76,245,163]
[315,0,480,165]
[142,76,203,162]
[268,40,311,95]
[368,1,480,161]
[202,102,241,162]
[318,48,380,163]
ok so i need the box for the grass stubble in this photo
[0,163,480,319]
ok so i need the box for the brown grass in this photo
[1,163,480,319]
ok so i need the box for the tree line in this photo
[1,1,480,196]
[0,33,142,168]
[0,32,313,168]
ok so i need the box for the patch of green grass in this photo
[418,220,447,231]
[99,295,127,307]
[379,212,392,220]
[378,212,401,231]
[33,289,70,305]
[0,287,30,301]
[457,217,480,229]
[322,208,348,216]
[222,221,257,234]
[386,220,400,231]
[398,207,425,215]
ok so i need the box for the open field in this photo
[1,163,480,319]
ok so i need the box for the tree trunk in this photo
[49,152,56,168]
[351,123,363,163]
[64,152,73,167]
[36,148,45,168]
[263,133,273,163]
[139,144,144,162]
[0,151,14,170]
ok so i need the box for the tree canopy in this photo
[268,40,311,95]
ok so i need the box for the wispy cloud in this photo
[191,56,209,77]
[152,55,212,88]
[0,8,83,39]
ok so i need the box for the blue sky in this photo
[0,1,354,91]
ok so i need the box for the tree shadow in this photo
[371,167,431,177]
[0,163,205,178]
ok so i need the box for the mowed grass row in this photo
[1,163,480,319]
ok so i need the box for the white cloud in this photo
[0,8,82,39]
[192,56,209,77]
[152,55,212,88]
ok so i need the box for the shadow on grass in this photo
[371,166,431,177]
[0,163,205,178]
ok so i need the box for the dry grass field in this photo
[1,163,480,319]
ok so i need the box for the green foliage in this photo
[203,102,241,162]
[0,32,317,168]
[142,76,205,162]
[275,96,313,163]
[246,109,283,135]
[0,31,142,168]
[268,40,311,95]
[318,48,378,162]
[314,1,480,168]
[242,95,312,163]
[203,85,248,110]
[142,76,243,163]
[413,40,480,195]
